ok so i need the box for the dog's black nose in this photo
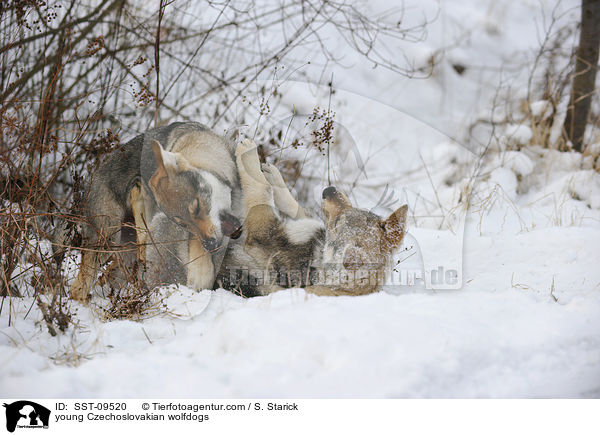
[220,211,243,239]
[322,186,337,199]
[202,237,219,251]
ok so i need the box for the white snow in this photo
[503,124,534,148]
[530,100,553,119]
[1,0,599,398]
[2,226,600,398]
[490,151,535,177]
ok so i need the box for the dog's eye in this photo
[189,198,201,217]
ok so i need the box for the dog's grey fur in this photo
[71,122,242,302]
[73,122,407,299]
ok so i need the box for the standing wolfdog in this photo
[70,122,242,302]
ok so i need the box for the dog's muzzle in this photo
[219,211,243,240]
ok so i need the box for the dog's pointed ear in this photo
[382,204,408,249]
[150,140,174,192]
[152,140,179,174]
[321,186,352,227]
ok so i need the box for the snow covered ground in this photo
[2,222,599,398]
[2,0,599,398]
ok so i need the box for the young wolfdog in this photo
[70,122,242,302]
[216,138,409,296]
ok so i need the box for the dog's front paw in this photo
[261,163,286,188]
[235,138,258,157]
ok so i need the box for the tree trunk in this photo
[563,0,600,152]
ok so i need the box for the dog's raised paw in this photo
[261,163,286,187]
[236,138,258,156]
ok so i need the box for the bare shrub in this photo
[36,292,73,336]
[466,2,599,162]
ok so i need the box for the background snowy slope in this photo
[2,0,600,398]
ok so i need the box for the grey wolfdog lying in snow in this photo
[145,137,409,296]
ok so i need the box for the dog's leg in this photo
[235,139,286,260]
[70,250,98,302]
[261,163,308,219]
[130,184,147,263]
[236,139,318,294]
[187,238,215,290]
[235,139,274,210]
